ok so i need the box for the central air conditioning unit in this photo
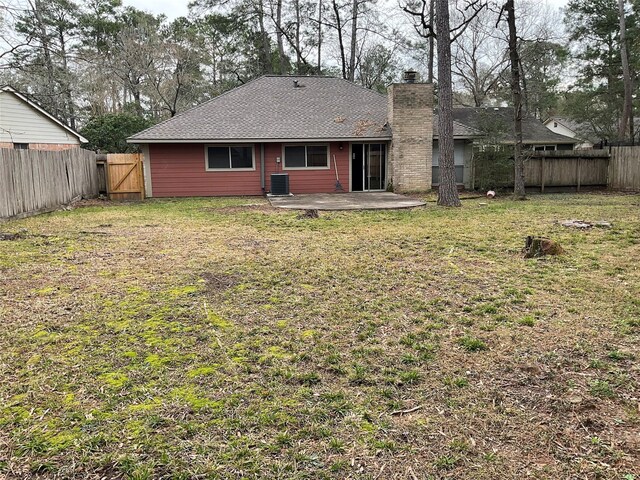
[270,173,290,195]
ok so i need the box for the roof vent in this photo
[403,70,418,83]
[293,79,299,88]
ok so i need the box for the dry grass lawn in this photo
[0,193,639,479]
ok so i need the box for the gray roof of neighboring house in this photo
[433,116,482,138]
[129,76,391,142]
[451,107,577,145]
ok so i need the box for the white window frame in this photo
[282,144,330,170]
[204,144,256,171]
[533,145,557,152]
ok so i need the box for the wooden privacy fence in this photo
[526,150,610,191]
[471,149,611,191]
[609,146,640,191]
[0,148,98,221]
[106,153,145,201]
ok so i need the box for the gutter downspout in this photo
[260,143,266,193]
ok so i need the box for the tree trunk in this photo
[428,0,434,83]
[295,0,302,72]
[333,0,347,79]
[348,0,358,81]
[618,0,633,142]
[57,26,76,129]
[505,0,525,200]
[32,0,56,110]
[276,0,286,74]
[317,0,322,73]
[257,0,272,74]
[435,0,461,207]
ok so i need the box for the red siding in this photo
[149,143,263,197]
[264,142,350,194]
[149,141,352,197]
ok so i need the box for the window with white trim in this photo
[206,145,254,170]
[533,145,557,152]
[284,145,329,168]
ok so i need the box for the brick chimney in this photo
[387,72,433,192]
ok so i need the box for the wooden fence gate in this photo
[106,153,145,200]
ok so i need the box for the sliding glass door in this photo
[351,144,387,191]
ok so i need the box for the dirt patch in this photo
[226,237,273,250]
[72,197,112,208]
[203,204,280,214]
[201,272,240,293]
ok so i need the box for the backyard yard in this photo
[0,193,638,479]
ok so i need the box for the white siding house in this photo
[0,86,86,150]
[543,118,594,149]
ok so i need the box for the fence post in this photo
[540,157,545,193]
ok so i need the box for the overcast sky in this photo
[121,0,570,21]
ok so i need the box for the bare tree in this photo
[451,8,508,106]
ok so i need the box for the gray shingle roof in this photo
[129,76,391,142]
[450,107,577,145]
[129,77,577,146]
[432,116,482,138]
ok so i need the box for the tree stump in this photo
[523,236,564,258]
[298,209,320,219]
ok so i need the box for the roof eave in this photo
[127,136,392,144]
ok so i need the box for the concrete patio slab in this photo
[267,192,426,210]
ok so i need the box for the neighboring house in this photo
[543,117,596,149]
[0,85,87,150]
[128,75,576,197]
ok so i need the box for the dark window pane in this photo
[231,146,253,168]
[285,146,306,167]
[208,147,229,169]
[307,145,328,167]
[432,166,440,184]
[455,165,464,183]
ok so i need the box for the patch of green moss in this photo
[99,372,130,389]
[34,286,57,296]
[171,386,223,411]
[207,311,232,329]
[167,285,200,297]
[187,365,220,377]
[127,398,162,412]
[145,354,171,368]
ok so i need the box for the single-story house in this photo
[440,107,579,187]
[128,75,576,197]
[543,117,596,149]
[0,86,87,150]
